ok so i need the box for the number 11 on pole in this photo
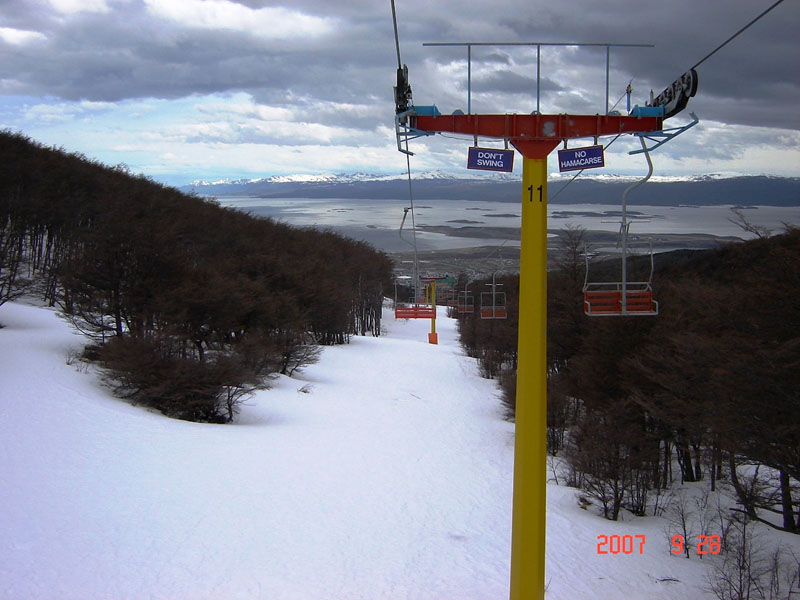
[527,184,543,202]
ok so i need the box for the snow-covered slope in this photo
[0,301,716,599]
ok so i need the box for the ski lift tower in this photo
[395,40,698,600]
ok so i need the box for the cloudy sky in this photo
[1,0,798,186]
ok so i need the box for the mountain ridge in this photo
[181,173,800,207]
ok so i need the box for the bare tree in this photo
[665,489,696,559]
[554,224,588,285]
[729,208,772,239]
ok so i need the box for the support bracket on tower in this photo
[395,107,439,155]
[629,112,700,154]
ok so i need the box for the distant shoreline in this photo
[213,196,800,254]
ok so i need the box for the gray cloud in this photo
[2,0,796,132]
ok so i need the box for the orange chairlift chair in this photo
[582,243,658,316]
[394,278,436,318]
[457,291,475,314]
[583,137,659,316]
[480,273,507,319]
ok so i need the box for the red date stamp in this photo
[672,534,721,555]
[596,534,722,555]
[596,534,647,554]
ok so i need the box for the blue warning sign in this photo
[557,145,605,172]
[467,147,514,172]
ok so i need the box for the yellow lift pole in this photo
[421,276,445,344]
[429,279,438,344]
[510,155,548,600]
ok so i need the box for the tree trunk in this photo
[711,442,723,492]
[692,442,703,481]
[728,454,757,519]
[676,443,696,483]
[779,468,797,533]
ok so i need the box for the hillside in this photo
[0,300,722,600]
[450,228,800,599]
[0,131,393,422]
[181,173,800,207]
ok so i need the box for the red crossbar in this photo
[412,113,663,158]
[395,305,436,319]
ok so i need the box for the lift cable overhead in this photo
[691,0,785,70]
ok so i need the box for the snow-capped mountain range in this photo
[187,170,767,187]
[187,170,518,187]
[180,172,800,207]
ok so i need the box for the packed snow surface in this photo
[0,301,717,599]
